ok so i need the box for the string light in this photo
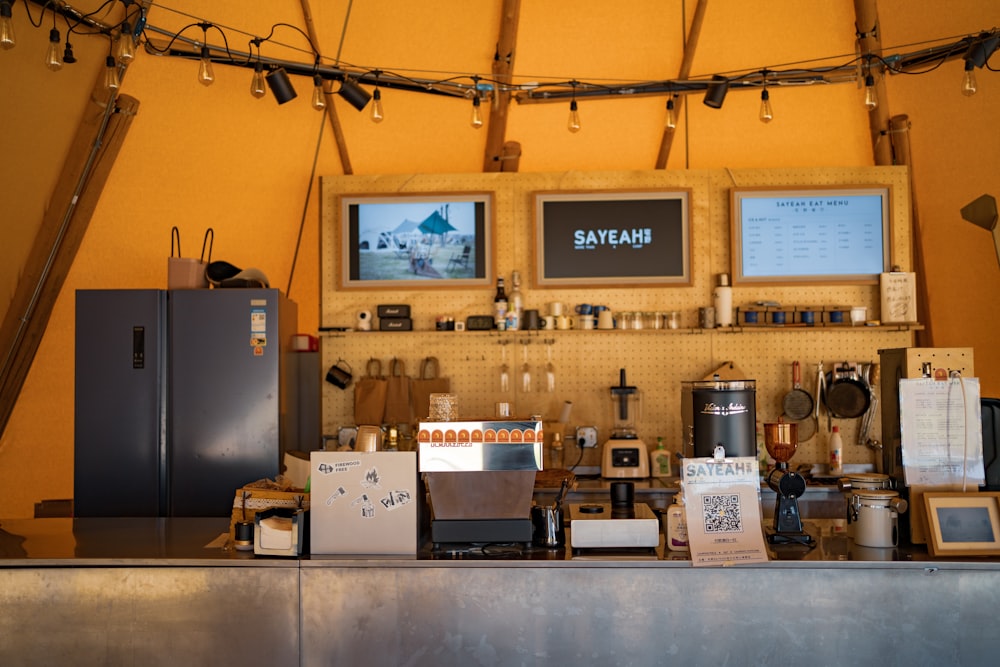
[197,24,214,86]
[250,61,266,98]
[45,28,62,71]
[759,88,773,123]
[371,87,384,123]
[311,74,326,110]
[567,81,580,133]
[116,22,135,64]
[863,73,878,110]
[103,55,120,91]
[665,96,677,130]
[1,0,15,50]
[470,94,483,129]
[961,60,978,96]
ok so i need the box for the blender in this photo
[601,369,650,478]
[763,421,815,547]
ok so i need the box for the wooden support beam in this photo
[854,0,893,166]
[0,93,139,438]
[888,115,932,347]
[655,0,709,169]
[301,0,354,174]
[484,0,521,172]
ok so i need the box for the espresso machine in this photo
[601,369,650,478]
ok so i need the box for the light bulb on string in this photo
[311,75,326,111]
[371,87,384,123]
[116,22,135,64]
[567,99,581,133]
[197,24,213,86]
[665,96,677,129]
[470,95,483,129]
[1,1,16,50]
[250,61,266,98]
[759,88,773,123]
[62,40,76,64]
[103,55,120,92]
[961,60,978,96]
[45,28,62,71]
[863,73,877,110]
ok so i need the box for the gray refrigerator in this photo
[74,289,298,517]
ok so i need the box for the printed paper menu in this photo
[681,455,769,566]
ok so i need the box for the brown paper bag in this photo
[411,356,450,421]
[384,357,412,425]
[353,358,387,425]
[167,226,214,289]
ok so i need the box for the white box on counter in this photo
[309,451,418,555]
[416,420,543,472]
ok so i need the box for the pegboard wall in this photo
[319,167,915,469]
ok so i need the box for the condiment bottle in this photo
[666,494,689,551]
[713,272,733,327]
[649,436,672,478]
[829,425,844,474]
[493,277,508,329]
[508,270,524,330]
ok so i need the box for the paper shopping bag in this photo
[411,356,451,421]
[384,357,412,424]
[353,358,387,425]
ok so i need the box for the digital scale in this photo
[568,502,659,550]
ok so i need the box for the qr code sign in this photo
[701,493,743,533]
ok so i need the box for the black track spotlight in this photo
[703,74,729,109]
[265,67,297,104]
[338,77,371,111]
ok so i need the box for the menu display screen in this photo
[730,186,891,284]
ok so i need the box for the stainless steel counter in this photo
[4,517,1000,665]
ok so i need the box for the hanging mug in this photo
[325,360,353,389]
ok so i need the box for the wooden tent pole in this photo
[887,115,932,347]
[300,0,354,174]
[0,93,139,438]
[655,0,709,169]
[853,0,893,166]
[484,0,522,172]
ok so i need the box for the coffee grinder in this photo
[601,368,650,478]
[763,421,815,547]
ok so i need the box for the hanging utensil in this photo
[782,361,815,421]
[498,340,510,393]
[824,361,871,419]
[544,339,556,393]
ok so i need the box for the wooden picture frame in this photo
[729,185,892,285]
[336,192,495,290]
[532,189,691,288]
[923,492,1000,557]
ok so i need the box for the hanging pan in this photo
[824,361,871,419]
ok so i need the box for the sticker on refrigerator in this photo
[351,493,376,518]
[380,489,413,512]
[250,307,267,348]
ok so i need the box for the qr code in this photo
[701,494,743,533]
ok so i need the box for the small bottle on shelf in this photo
[649,436,672,478]
[713,272,733,327]
[493,277,508,329]
[508,270,524,331]
[666,494,689,551]
[829,425,844,475]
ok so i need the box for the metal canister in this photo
[851,489,908,548]
[838,473,891,537]
[699,306,715,329]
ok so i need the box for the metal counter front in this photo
[3,517,1000,666]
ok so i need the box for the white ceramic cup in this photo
[547,302,565,317]
[597,310,615,329]
[542,315,556,330]
[851,306,867,325]
[556,315,574,330]
[577,315,595,330]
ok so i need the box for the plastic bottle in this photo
[829,425,844,475]
[713,272,733,327]
[493,277,508,329]
[650,436,672,478]
[508,270,524,331]
[666,494,689,551]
